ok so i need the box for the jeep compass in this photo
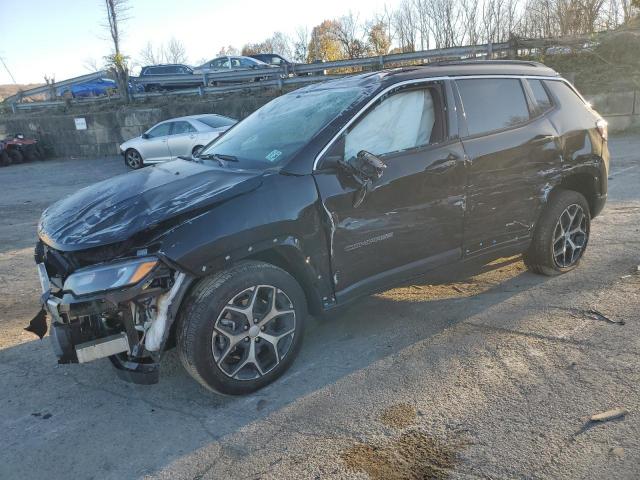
[30,61,609,394]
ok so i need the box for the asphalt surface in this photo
[0,136,638,479]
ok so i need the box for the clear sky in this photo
[0,0,401,84]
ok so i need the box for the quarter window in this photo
[457,78,530,136]
[527,79,553,115]
[544,80,588,112]
[344,88,442,160]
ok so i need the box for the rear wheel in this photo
[0,150,10,166]
[524,190,590,276]
[124,148,143,169]
[177,261,307,395]
[192,145,204,157]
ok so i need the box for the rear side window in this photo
[544,80,588,113]
[457,78,530,136]
[172,121,197,135]
[527,79,553,115]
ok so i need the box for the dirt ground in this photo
[0,136,638,479]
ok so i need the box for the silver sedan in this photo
[120,114,236,169]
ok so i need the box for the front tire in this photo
[524,190,591,276]
[177,261,307,395]
[124,148,143,169]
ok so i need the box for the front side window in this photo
[147,123,171,138]
[527,79,553,115]
[172,121,196,135]
[212,58,228,69]
[344,88,442,160]
[457,78,530,136]
[239,58,256,68]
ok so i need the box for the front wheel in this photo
[524,190,591,276]
[177,261,307,395]
[124,148,143,169]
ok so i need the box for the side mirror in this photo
[141,133,150,139]
[340,151,387,208]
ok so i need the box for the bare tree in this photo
[293,26,310,62]
[83,57,102,72]
[459,0,481,44]
[333,12,369,57]
[393,0,418,51]
[139,41,165,65]
[166,37,188,64]
[103,0,131,102]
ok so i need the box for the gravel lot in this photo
[0,136,638,479]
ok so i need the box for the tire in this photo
[35,145,46,160]
[177,261,307,395]
[0,150,10,166]
[192,145,204,157]
[8,149,23,164]
[24,145,38,161]
[524,189,591,276]
[124,148,143,169]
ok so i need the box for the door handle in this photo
[531,134,556,144]
[425,153,461,174]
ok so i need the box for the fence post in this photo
[487,42,493,59]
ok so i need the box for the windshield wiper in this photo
[198,153,239,167]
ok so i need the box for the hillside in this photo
[0,84,43,101]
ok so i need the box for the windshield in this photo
[199,85,367,168]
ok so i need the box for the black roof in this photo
[383,60,559,82]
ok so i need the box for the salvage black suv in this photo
[31,61,609,394]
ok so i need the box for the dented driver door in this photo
[314,81,467,301]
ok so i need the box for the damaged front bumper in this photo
[28,256,191,385]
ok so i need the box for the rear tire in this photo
[192,145,204,157]
[524,190,591,276]
[177,261,307,395]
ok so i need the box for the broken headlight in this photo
[63,257,158,296]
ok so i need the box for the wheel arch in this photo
[554,170,600,217]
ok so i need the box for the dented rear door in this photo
[455,77,562,256]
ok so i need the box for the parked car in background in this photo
[194,56,276,85]
[120,114,236,169]
[249,53,293,68]
[58,78,144,98]
[32,61,608,395]
[138,64,201,92]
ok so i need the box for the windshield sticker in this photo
[265,150,282,162]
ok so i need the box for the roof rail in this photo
[431,59,545,68]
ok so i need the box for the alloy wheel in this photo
[126,150,142,168]
[212,285,296,381]
[552,203,588,268]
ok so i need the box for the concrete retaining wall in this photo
[0,91,284,158]
[584,90,640,132]
[0,88,638,159]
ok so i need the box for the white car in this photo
[120,114,236,169]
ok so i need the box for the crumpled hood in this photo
[38,159,263,251]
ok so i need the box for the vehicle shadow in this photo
[0,256,548,480]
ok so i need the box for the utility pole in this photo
[0,55,17,84]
